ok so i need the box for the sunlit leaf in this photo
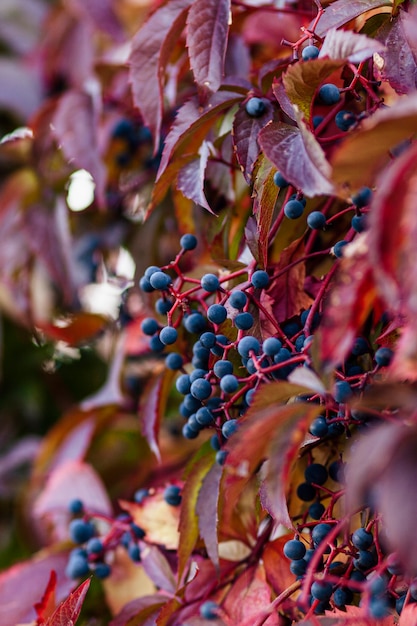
[222,564,279,626]
[177,141,215,214]
[186,0,231,95]
[109,594,165,626]
[44,578,90,626]
[196,461,223,571]
[319,28,383,63]
[140,545,176,594]
[121,493,180,550]
[251,156,278,269]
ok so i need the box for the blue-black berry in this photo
[245,97,266,117]
[180,233,197,250]
[307,211,326,230]
[284,199,304,219]
[69,519,95,544]
[207,304,227,325]
[163,485,182,506]
[251,270,269,289]
[318,83,340,105]
[302,45,320,60]
[201,273,220,292]
[200,600,220,620]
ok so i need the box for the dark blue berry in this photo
[159,326,178,345]
[131,523,145,539]
[369,596,390,619]
[307,211,326,230]
[210,434,221,451]
[190,378,212,400]
[66,553,90,579]
[311,523,332,546]
[163,485,182,506]
[207,304,227,325]
[237,336,260,357]
[133,488,149,504]
[176,374,191,395]
[352,337,369,356]
[149,334,165,352]
[283,539,306,560]
[149,271,172,290]
[182,422,199,439]
[251,270,269,289]
[69,519,95,544]
[333,240,348,258]
[229,290,247,309]
[165,352,183,370]
[216,450,228,465]
[328,460,344,483]
[302,45,320,60]
[284,199,304,219]
[200,332,217,348]
[309,417,328,438]
[309,501,325,520]
[335,110,356,131]
[313,115,324,128]
[333,587,353,607]
[375,347,393,367]
[334,380,353,403]
[183,393,202,412]
[352,187,372,208]
[396,594,406,615]
[211,334,229,356]
[352,528,373,550]
[245,97,266,117]
[274,347,292,363]
[189,368,208,383]
[200,600,220,620]
[196,407,214,426]
[184,312,207,334]
[351,214,366,233]
[139,276,154,292]
[180,233,197,250]
[201,274,220,292]
[290,559,308,576]
[245,389,256,405]
[68,499,84,515]
[94,562,111,579]
[297,482,316,501]
[234,312,254,330]
[222,419,238,438]
[353,549,376,570]
[311,581,333,601]
[128,544,141,562]
[304,463,328,486]
[213,360,233,378]
[262,337,282,356]
[273,171,289,187]
[86,537,103,554]
[155,297,173,315]
[220,374,239,394]
[318,83,340,105]
[144,266,160,279]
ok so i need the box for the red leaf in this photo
[376,7,417,95]
[261,238,314,325]
[258,118,334,197]
[0,551,74,625]
[251,157,279,268]
[223,564,279,626]
[186,0,231,95]
[52,90,106,206]
[196,461,223,571]
[176,141,215,214]
[232,99,274,183]
[34,570,57,623]
[37,313,109,346]
[129,0,193,152]
[317,236,378,370]
[109,595,166,626]
[224,402,320,528]
[367,142,417,378]
[345,422,417,576]
[45,578,91,626]
[399,604,417,626]
[138,369,176,462]
[313,0,392,38]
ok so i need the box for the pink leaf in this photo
[45,578,91,626]
[186,0,231,95]
[138,370,176,462]
[177,141,215,213]
[258,118,334,197]
[140,545,176,594]
[319,28,384,63]
[376,7,417,95]
[196,462,223,571]
[65,0,124,41]
[109,594,165,626]
[52,90,106,206]
[129,0,193,152]
[0,551,74,625]
[232,99,274,183]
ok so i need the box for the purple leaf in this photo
[109,595,165,626]
[177,141,215,213]
[186,0,231,95]
[313,0,392,38]
[140,545,176,593]
[65,0,124,41]
[224,34,251,81]
[272,80,296,121]
[52,90,106,206]
[129,0,193,152]
[232,99,274,183]
[138,370,176,462]
[376,8,417,94]
[196,462,223,571]
[319,28,384,63]
[259,117,334,197]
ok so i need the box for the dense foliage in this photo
[1,0,417,624]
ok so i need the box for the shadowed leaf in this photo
[138,369,176,462]
[312,0,392,38]
[141,545,176,594]
[196,461,223,571]
[252,156,279,269]
[186,0,231,95]
[177,141,215,213]
[259,117,334,197]
[232,99,274,183]
[129,0,193,152]
[376,8,417,95]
